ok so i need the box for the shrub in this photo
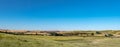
[96,31,102,34]
[105,34,113,37]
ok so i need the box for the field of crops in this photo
[0,33,120,47]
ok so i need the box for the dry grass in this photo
[0,33,120,47]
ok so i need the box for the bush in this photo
[105,34,113,37]
[96,31,102,34]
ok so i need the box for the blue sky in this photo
[0,0,120,30]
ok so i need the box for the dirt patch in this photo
[92,39,106,44]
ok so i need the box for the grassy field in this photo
[0,33,120,47]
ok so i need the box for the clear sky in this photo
[0,0,120,30]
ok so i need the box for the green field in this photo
[0,33,120,47]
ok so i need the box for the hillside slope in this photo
[0,33,76,47]
[0,33,120,47]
